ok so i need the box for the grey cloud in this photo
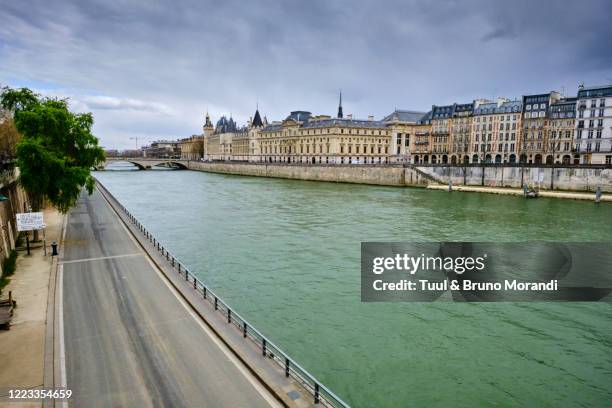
[1,0,611,149]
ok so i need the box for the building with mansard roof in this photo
[574,84,612,165]
[253,97,392,164]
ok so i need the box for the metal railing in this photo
[95,180,350,408]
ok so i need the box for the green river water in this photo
[95,168,612,408]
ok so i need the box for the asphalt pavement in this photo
[60,188,277,407]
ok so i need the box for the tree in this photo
[0,114,21,162]
[0,87,105,217]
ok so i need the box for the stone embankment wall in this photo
[186,161,611,192]
[416,166,612,192]
[188,162,430,187]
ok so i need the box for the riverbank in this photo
[427,184,610,202]
[0,207,62,406]
[184,161,611,200]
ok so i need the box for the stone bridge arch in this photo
[100,158,189,170]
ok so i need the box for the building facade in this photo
[382,110,426,164]
[548,98,576,164]
[430,105,453,164]
[450,103,473,164]
[520,92,561,164]
[256,111,392,164]
[574,85,612,165]
[178,134,204,160]
[142,140,181,158]
[471,98,522,164]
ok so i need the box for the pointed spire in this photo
[252,105,263,127]
[337,90,343,119]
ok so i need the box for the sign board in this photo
[16,212,45,231]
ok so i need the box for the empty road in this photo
[60,188,278,407]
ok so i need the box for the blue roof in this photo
[382,110,426,123]
[474,100,522,115]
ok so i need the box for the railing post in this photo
[262,339,267,356]
[285,358,290,377]
[243,322,247,338]
[193,278,196,289]
[228,309,231,323]
[185,270,189,281]
[172,257,175,267]
[314,383,320,404]
[203,287,207,299]
[214,297,218,310]
[178,263,181,272]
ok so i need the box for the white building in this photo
[574,85,612,165]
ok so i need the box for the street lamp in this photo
[129,137,139,155]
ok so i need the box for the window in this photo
[589,120,594,128]
[595,142,600,152]
[588,130,594,139]
[526,104,531,110]
[599,109,605,117]
[577,130,582,139]
[596,129,602,138]
[600,99,606,107]
[598,119,603,127]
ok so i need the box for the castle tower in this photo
[203,111,214,136]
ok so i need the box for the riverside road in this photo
[59,188,278,407]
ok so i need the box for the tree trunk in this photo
[27,192,43,242]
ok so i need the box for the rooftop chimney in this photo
[368,115,374,121]
[347,114,353,119]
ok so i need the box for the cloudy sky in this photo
[1,0,611,149]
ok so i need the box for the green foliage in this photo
[0,250,18,294]
[0,87,105,213]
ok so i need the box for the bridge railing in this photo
[95,179,350,408]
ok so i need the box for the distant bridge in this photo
[99,157,190,170]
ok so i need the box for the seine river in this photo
[96,168,612,408]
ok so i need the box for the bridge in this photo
[100,157,191,170]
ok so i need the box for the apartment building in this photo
[575,85,612,165]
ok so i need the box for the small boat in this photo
[523,184,539,198]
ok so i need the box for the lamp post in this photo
[549,132,557,190]
[129,137,139,155]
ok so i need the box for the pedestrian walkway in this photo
[0,207,62,407]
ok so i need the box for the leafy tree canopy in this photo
[0,87,105,213]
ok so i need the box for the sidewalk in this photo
[0,207,62,407]
[427,184,611,202]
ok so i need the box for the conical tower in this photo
[337,90,343,119]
